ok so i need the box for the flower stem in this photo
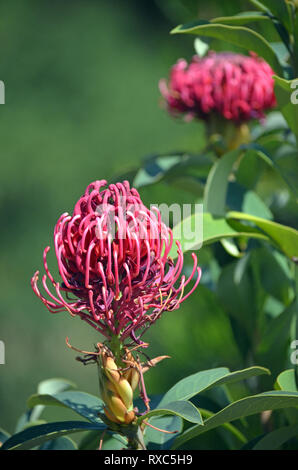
[110,334,123,365]
[126,426,146,450]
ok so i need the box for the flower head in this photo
[159,51,276,123]
[31,180,200,345]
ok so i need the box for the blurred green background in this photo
[0,0,291,444]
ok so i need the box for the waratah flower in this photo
[31,180,201,344]
[159,51,276,123]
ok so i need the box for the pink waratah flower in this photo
[31,180,201,345]
[159,51,276,123]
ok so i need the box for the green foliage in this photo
[274,76,298,138]
[2,366,298,450]
[171,22,283,74]
[159,367,270,405]
[27,391,104,425]
[252,424,298,450]
[173,391,298,449]
[2,421,105,451]
[137,401,203,425]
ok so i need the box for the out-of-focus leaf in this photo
[133,153,212,189]
[217,261,257,333]
[253,424,298,450]
[27,391,104,425]
[293,12,298,73]
[134,155,182,187]
[273,150,298,200]
[239,144,298,199]
[275,369,298,392]
[220,238,243,258]
[172,391,298,449]
[256,247,292,302]
[252,112,288,139]
[204,149,241,216]
[39,436,77,450]
[211,11,270,26]
[171,22,283,75]
[2,421,106,450]
[248,0,291,31]
[138,401,203,425]
[256,301,296,373]
[275,370,298,425]
[0,428,10,447]
[274,76,298,138]
[22,420,47,429]
[227,182,274,219]
[242,191,273,219]
[227,211,298,259]
[37,378,77,395]
[247,0,273,13]
[15,377,77,431]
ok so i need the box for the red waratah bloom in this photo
[31,180,201,345]
[159,51,276,123]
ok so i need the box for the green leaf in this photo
[273,150,298,200]
[256,247,292,302]
[159,367,228,405]
[39,436,78,450]
[79,430,126,450]
[239,145,298,200]
[253,424,298,450]
[220,238,243,258]
[293,12,298,74]
[2,421,105,450]
[199,408,247,444]
[37,378,76,395]
[257,302,296,356]
[138,401,203,425]
[172,391,298,449]
[133,155,182,188]
[242,191,273,220]
[159,366,270,407]
[22,420,47,429]
[204,149,273,219]
[100,435,127,450]
[15,377,77,431]
[275,369,298,392]
[171,22,282,75]
[133,153,212,190]
[170,212,269,257]
[217,262,257,334]
[227,211,298,259]
[204,149,241,216]
[248,0,291,31]
[144,415,183,450]
[27,391,104,425]
[248,0,274,13]
[0,428,10,447]
[274,76,298,138]
[211,11,271,26]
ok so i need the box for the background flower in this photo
[160,51,276,124]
